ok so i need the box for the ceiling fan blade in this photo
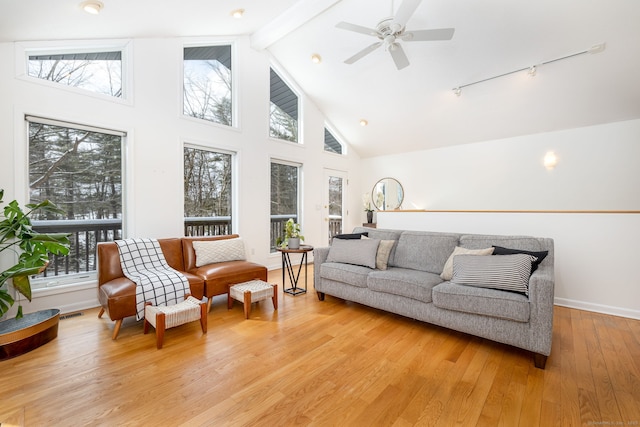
[394,0,422,27]
[402,28,455,41]
[389,43,410,70]
[344,42,383,64]
[336,21,379,37]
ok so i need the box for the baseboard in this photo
[555,297,640,320]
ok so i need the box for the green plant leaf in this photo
[12,275,32,302]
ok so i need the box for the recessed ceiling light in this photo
[81,0,103,15]
[231,8,245,19]
[311,54,322,64]
[359,119,368,126]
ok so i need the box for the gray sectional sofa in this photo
[313,227,555,369]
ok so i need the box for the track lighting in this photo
[453,43,605,95]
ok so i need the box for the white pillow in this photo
[440,246,494,280]
[192,238,246,267]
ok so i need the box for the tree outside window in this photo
[183,147,233,236]
[28,118,123,279]
[183,45,232,126]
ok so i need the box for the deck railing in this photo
[32,214,342,278]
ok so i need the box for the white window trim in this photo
[15,39,133,105]
[268,60,304,145]
[180,39,239,130]
[23,115,128,289]
[324,121,348,156]
[183,142,239,235]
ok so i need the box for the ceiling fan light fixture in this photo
[231,8,245,19]
[528,65,537,77]
[453,87,462,96]
[311,54,322,64]
[81,0,103,15]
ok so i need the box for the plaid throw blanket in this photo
[115,238,189,320]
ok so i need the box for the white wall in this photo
[362,120,640,319]
[0,37,362,315]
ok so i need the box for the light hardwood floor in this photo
[2,267,639,426]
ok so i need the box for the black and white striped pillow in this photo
[451,253,537,295]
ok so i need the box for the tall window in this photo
[270,161,300,251]
[183,45,233,126]
[27,50,123,98]
[324,128,343,155]
[269,68,298,143]
[27,116,123,283]
[184,147,233,236]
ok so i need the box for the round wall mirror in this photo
[372,178,404,210]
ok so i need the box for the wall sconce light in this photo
[81,0,103,14]
[544,151,558,170]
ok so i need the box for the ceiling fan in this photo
[336,0,454,70]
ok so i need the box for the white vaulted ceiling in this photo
[2,0,639,158]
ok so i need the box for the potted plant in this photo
[363,193,374,223]
[278,218,304,249]
[0,189,70,319]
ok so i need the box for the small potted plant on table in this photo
[278,218,304,249]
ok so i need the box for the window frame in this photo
[15,39,133,104]
[268,64,302,144]
[24,115,127,289]
[181,41,238,129]
[269,158,303,253]
[323,123,347,156]
[182,143,238,236]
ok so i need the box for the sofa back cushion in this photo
[97,238,184,286]
[391,231,460,274]
[182,234,241,271]
[460,235,544,252]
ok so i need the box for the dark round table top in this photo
[276,245,313,253]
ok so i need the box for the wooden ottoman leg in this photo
[200,302,208,334]
[272,284,278,310]
[143,302,152,335]
[98,308,105,318]
[243,291,252,319]
[156,312,166,349]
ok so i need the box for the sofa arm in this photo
[313,247,330,293]
[527,266,555,356]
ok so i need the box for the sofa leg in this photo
[111,319,123,340]
[316,292,325,301]
[533,353,548,369]
[206,297,213,313]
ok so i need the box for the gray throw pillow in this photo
[451,253,536,295]
[326,238,380,269]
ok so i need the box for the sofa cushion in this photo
[451,254,535,295]
[376,240,395,270]
[367,268,443,303]
[440,246,494,280]
[492,245,548,274]
[320,263,372,288]
[192,238,246,266]
[432,282,530,322]
[326,238,380,269]
[460,234,544,252]
[391,231,460,274]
